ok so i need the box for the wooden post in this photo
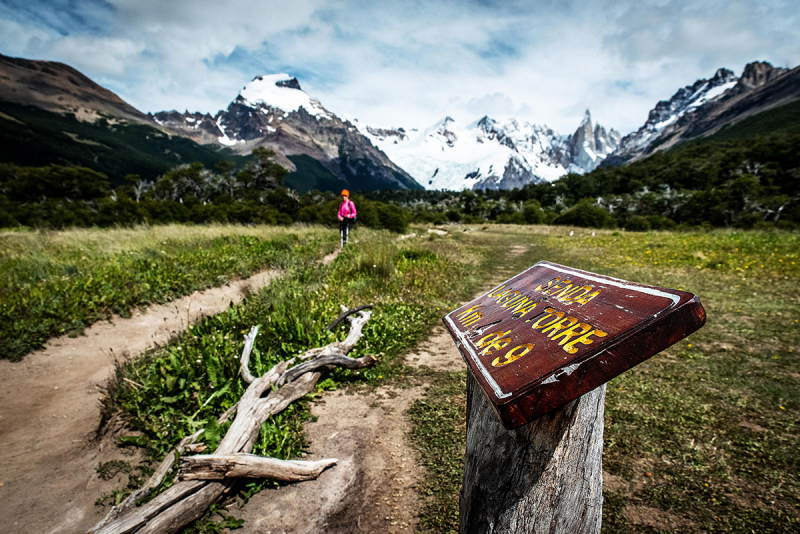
[444,261,706,534]
[460,374,606,534]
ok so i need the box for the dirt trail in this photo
[0,248,339,534]
[0,240,528,534]
[236,244,528,533]
[235,326,467,534]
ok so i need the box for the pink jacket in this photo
[338,199,357,219]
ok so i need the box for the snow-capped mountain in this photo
[565,111,622,173]
[358,111,620,190]
[153,75,421,191]
[608,68,738,161]
[606,61,797,164]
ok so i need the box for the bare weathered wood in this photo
[135,481,234,534]
[281,352,378,384]
[91,481,208,534]
[89,430,204,532]
[239,325,260,385]
[180,453,339,481]
[91,309,377,534]
[217,371,321,455]
[460,373,606,534]
[326,304,374,331]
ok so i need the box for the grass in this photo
[0,224,336,360]
[705,99,800,142]
[408,371,467,532]
[406,224,800,533]
[98,225,525,531]
[10,222,796,532]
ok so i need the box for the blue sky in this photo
[0,0,797,134]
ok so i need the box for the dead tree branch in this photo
[90,309,376,534]
[326,304,374,331]
[180,454,339,481]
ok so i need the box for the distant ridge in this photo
[0,53,151,124]
[0,56,421,191]
[605,61,800,165]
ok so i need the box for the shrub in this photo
[624,215,651,232]
[553,199,615,228]
[523,200,545,224]
[647,215,676,230]
[377,203,409,233]
[445,209,461,222]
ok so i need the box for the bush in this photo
[445,209,461,222]
[624,215,651,232]
[430,213,449,226]
[376,203,409,233]
[553,199,615,228]
[523,200,545,224]
[496,212,526,225]
[647,215,676,230]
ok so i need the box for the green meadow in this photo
[1,223,796,532]
[0,225,335,360]
[409,225,800,533]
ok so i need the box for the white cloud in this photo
[0,0,797,136]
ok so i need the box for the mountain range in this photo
[357,111,620,190]
[0,54,420,191]
[0,52,797,192]
[605,61,799,165]
[151,74,420,191]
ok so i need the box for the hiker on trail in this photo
[338,189,357,247]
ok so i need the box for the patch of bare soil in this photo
[235,324,468,534]
[623,505,697,531]
[0,269,281,534]
[406,324,466,373]
[235,385,428,534]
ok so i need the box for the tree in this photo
[245,147,287,193]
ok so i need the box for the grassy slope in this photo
[0,225,336,360]
[0,102,241,185]
[704,99,800,142]
[8,224,797,532]
[408,225,799,533]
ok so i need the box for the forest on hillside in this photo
[1,113,799,232]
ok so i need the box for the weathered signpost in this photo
[443,261,706,534]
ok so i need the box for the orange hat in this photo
[341,189,350,197]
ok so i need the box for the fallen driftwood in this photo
[180,454,339,481]
[90,307,377,534]
[325,304,374,331]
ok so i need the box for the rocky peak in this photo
[737,61,787,89]
[236,74,331,119]
[710,67,736,86]
[365,125,408,143]
[476,115,497,132]
[565,110,620,172]
[433,116,458,146]
[475,116,502,142]
[631,67,739,135]
[606,61,799,166]
[575,109,593,137]
[275,77,302,90]
[150,109,223,143]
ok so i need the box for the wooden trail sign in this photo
[444,260,706,429]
